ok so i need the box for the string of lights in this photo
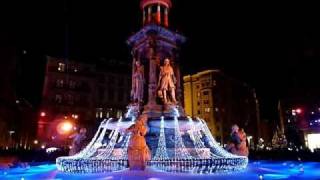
[153,116,169,161]
[57,114,248,174]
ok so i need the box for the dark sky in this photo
[2,0,320,120]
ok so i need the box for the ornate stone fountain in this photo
[56,0,248,174]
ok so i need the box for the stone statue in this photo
[131,60,144,103]
[69,128,87,156]
[158,58,177,104]
[126,115,151,170]
[226,125,249,157]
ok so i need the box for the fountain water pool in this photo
[2,161,320,180]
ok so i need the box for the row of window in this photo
[98,75,130,87]
[96,108,124,119]
[98,87,130,103]
[56,79,80,89]
[196,80,216,89]
[54,94,85,105]
[58,62,79,73]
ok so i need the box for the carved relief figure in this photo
[126,115,151,170]
[131,60,144,103]
[158,58,177,104]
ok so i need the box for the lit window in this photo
[56,79,64,88]
[205,108,211,113]
[55,94,62,103]
[117,110,122,118]
[69,80,76,89]
[67,94,74,105]
[307,134,320,152]
[58,63,66,72]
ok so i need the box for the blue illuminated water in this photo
[0,161,319,180]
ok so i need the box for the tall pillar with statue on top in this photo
[127,0,186,118]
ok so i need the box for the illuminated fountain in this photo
[56,0,248,174]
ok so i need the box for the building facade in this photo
[183,70,261,146]
[95,59,131,120]
[38,57,131,144]
[0,44,18,148]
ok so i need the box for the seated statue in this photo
[126,115,151,170]
[226,125,249,157]
[69,128,87,156]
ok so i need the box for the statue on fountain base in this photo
[126,115,151,170]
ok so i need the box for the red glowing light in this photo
[296,108,302,114]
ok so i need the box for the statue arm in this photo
[140,126,147,136]
[171,67,177,85]
[158,67,163,87]
[141,66,145,84]
[172,74,177,85]
[126,124,135,133]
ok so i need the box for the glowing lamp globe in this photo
[57,121,74,135]
[40,112,46,117]
[296,108,302,114]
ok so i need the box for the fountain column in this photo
[147,46,157,107]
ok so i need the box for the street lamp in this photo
[33,140,39,145]
[296,108,302,114]
[40,112,46,117]
[57,121,74,135]
[7,131,15,149]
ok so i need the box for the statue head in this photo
[79,128,87,134]
[135,60,141,67]
[164,58,170,66]
[231,124,239,133]
[139,114,148,125]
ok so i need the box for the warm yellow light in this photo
[57,121,74,135]
[307,134,320,152]
[33,140,39,144]
[62,122,73,132]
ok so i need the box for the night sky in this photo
[2,1,320,120]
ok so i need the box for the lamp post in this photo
[8,130,15,149]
